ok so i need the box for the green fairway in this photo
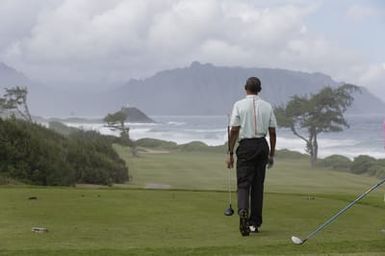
[1,148,385,255]
[115,145,383,195]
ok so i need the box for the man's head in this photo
[244,77,261,95]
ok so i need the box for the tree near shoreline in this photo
[0,86,32,121]
[104,107,138,157]
[275,84,359,167]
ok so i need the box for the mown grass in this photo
[1,147,385,255]
[115,145,383,195]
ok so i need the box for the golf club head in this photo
[224,206,234,216]
[291,236,305,245]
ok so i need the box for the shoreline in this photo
[42,115,384,160]
[133,137,385,161]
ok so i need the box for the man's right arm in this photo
[225,126,240,169]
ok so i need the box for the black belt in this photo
[239,137,266,144]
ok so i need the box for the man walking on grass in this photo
[226,77,277,236]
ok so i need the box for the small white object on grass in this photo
[32,227,48,233]
[291,236,304,245]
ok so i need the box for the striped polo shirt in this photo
[230,95,277,140]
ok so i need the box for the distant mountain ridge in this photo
[1,61,384,116]
[110,61,385,115]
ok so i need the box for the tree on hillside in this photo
[104,107,138,156]
[0,86,32,121]
[104,110,128,131]
[275,84,359,167]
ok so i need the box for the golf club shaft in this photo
[304,177,385,241]
[227,114,232,205]
[228,168,232,204]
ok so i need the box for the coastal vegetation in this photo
[0,118,128,186]
[275,84,359,167]
[318,154,385,179]
[0,86,32,121]
[131,138,385,182]
[104,107,138,156]
[1,118,384,186]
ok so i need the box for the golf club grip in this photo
[227,125,230,152]
[305,177,385,240]
[227,113,231,152]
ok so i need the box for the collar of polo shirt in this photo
[246,94,260,99]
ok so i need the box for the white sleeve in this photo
[229,103,240,127]
[269,109,277,128]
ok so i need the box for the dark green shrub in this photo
[367,165,385,179]
[135,138,178,149]
[377,159,385,167]
[275,149,308,159]
[318,155,352,171]
[0,175,20,185]
[68,130,129,185]
[179,141,226,153]
[350,155,377,174]
[48,121,79,136]
[0,118,128,186]
[0,118,75,185]
[179,141,209,151]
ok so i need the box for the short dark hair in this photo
[244,77,261,94]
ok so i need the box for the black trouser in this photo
[236,138,269,227]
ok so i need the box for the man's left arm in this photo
[267,127,276,168]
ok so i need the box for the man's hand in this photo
[267,156,274,169]
[226,154,234,169]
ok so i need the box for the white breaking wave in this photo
[59,115,385,159]
[167,121,186,126]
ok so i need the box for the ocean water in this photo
[64,114,385,159]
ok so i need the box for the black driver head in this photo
[224,205,234,216]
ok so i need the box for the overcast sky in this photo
[0,0,384,100]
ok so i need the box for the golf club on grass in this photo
[224,114,234,217]
[291,177,385,245]
[224,167,234,216]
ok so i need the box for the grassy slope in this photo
[116,145,383,195]
[1,148,385,255]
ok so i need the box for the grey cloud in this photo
[0,0,57,49]
[0,0,383,101]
